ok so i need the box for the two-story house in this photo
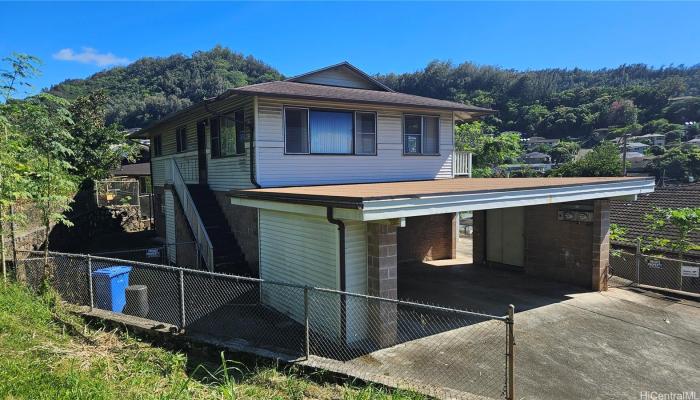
[134,62,653,345]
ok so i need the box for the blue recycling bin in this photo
[92,266,132,312]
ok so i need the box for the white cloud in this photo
[53,47,129,67]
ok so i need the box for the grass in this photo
[0,282,425,400]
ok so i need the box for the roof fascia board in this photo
[359,179,655,221]
[230,197,362,220]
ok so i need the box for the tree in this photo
[648,146,700,182]
[550,142,623,177]
[645,207,700,260]
[0,53,42,280]
[477,131,523,167]
[15,93,77,273]
[548,141,580,164]
[67,90,138,181]
[454,120,495,153]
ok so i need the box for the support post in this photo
[506,304,515,400]
[87,255,94,311]
[304,286,310,360]
[635,240,641,285]
[179,269,186,329]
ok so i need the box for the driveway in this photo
[397,262,700,399]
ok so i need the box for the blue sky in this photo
[2,1,699,97]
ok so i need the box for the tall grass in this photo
[0,282,424,400]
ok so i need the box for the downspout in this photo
[326,207,346,291]
[327,206,347,343]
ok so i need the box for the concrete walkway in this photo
[398,263,700,399]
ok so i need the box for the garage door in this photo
[486,207,524,267]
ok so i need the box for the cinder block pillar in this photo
[592,200,610,291]
[450,212,458,259]
[367,222,398,347]
[472,210,486,265]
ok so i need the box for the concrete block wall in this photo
[523,201,609,290]
[367,222,398,347]
[472,210,486,265]
[153,186,165,238]
[397,213,456,263]
[214,192,259,274]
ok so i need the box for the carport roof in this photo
[230,177,655,221]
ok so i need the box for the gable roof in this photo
[285,61,395,92]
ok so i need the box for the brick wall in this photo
[213,192,259,274]
[397,213,456,263]
[523,201,609,290]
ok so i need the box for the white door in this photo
[486,207,525,267]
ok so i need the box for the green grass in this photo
[0,282,425,400]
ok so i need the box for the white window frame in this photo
[354,111,377,156]
[403,114,440,156]
[283,106,378,156]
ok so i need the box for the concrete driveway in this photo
[398,262,700,400]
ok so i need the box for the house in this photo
[526,136,560,150]
[611,183,700,260]
[134,62,653,345]
[686,138,700,147]
[625,142,650,153]
[523,151,552,164]
[636,133,666,147]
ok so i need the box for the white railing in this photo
[166,159,215,271]
[454,151,473,177]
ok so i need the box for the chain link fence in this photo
[15,250,515,400]
[610,249,700,295]
[91,242,200,268]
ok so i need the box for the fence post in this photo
[304,286,310,360]
[87,254,94,311]
[506,304,515,400]
[179,269,186,330]
[635,241,641,285]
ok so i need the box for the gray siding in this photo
[292,66,378,90]
[344,220,369,343]
[149,95,254,191]
[255,98,454,187]
[164,190,176,263]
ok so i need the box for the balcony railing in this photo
[454,151,473,177]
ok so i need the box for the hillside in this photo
[0,282,421,400]
[47,46,700,141]
[48,46,283,128]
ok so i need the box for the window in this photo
[355,112,376,155]
[285,107,376,155]
[175,126,187,152]
[153,135,162,157]
[210,117,220,158]
[404,115,439,155]
[210,111,246,158]
[285,107,309,154]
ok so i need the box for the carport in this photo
[230,176,655,346]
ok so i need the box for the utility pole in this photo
[621,134,628,177]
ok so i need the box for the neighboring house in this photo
[685,138,700,147]
[611,183,700,260]
[526,136,560,150]
[636,133,666,147]
[109,162,151,192]
[523,151,552,164]
[625,142,650,153]
[134,62,653,345]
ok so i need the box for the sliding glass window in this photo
[355,112,377,155]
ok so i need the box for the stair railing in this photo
[167,159,215,271]
[453,151,473,177]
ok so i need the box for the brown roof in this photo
[227,81,493,115]
[231,177,650,208]
[611,183,700,254]
[110,162,150,177]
